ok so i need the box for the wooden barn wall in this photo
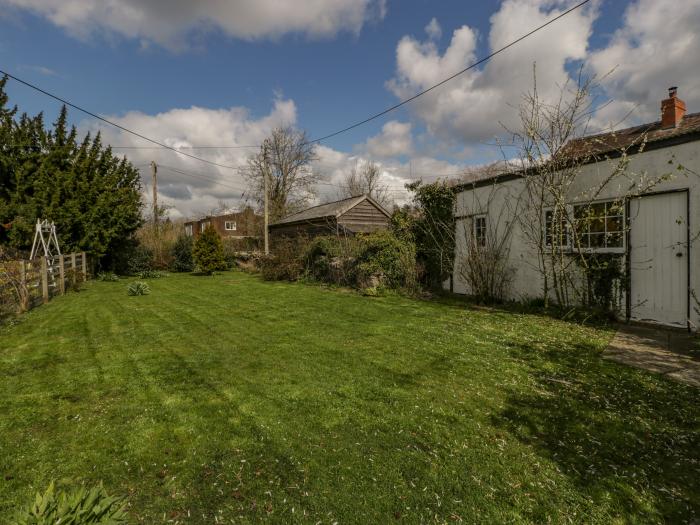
[337,201,389,233]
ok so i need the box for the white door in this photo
[629,192,688,327]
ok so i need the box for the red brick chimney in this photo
[661,86,686,128]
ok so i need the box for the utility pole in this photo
[151,160,158,226]
[263,142,270,255]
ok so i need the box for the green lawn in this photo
[0,272,697,524]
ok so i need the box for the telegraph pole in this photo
[263,142,270,255]
[151,160,158,226]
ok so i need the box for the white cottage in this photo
[450,88,700,330]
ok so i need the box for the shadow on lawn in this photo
[492,340,700,523]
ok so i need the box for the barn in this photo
[269,194,391,239]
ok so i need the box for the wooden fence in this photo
[0,252,88,315]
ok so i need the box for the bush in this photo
[192,225,227,275]
[97,272,119,282]
[303,236,356,284]
[126,245,153,275]
[171,234,194,272]
[137,269,164,279]
[259,237,307,281]
[64,268,85,293]
[13,481,127,524]
[127,281,150,296]
[352,231,417,291]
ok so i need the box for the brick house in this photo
[184,207,262,243]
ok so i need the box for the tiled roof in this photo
[271,194,388,226]
[563,112,700,158]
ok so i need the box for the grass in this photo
[0,272,697,524]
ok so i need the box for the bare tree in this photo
[508,67,674,309]
[244,127,319,222]
[338,160,390,207]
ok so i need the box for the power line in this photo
[305,0,592,144]
[0,0,590,162]
[0,68,243,171]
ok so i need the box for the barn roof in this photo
[271,194,390,226]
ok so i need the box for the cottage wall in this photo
[451,140,700,327]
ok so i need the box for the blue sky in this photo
[1,0,698,216]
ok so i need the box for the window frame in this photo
[224,221,237,231]
[184,224,193,237]
[543,199,625,254]
[572,200,625,254]
[472,214,487,248]
[200,221,210,233]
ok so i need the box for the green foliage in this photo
[303,235,356,284]
[575,253,626,313]
[126,281,150,296]
[353,231,417,290]
[64,268,85,293]
[137,269,164,279]
[13,481,126,525]
[260,237,307,281]
[126,245,153,275]
[171,234,194,272]
[192,225,226,275]
[0,77,142,264]
[96,272,119,282]
[389,206,416,242]
[406,181,456,287]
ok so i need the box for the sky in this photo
[1,0,699,218]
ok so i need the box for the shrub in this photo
[171,234,194,272]
[97,272,119,282]
[303,236,356,284]
[127,281,150,296]
[192,225,227,275]
[64,268,85,293]
[352,231,417,291]
[13,481,127,525]
[259,237,308,281]
[137,269,164,279]
[127,245,153,275]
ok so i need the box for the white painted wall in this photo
[450,140,700,328]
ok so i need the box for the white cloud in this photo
[424,18,442,41]
[87,97,297,218]
[588,0,700,127]
[0,0,387,49]
[19,65,58,76]
[362,120,413,158]
[387,1,598,144]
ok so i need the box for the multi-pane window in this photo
[473,215,487,247]
[225,221,237,231]
[200,221,209,232]
[573,201,624,250]
[184,224,193,237]
[544,208,569,248]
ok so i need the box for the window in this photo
[184,224,193,237]
[200,221,209,233]
[473,215,487,247]
[573,201,624,251]
[225,221,237,231]
[545,208,570,248]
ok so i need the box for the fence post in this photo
[70,253,77,286]
[81,252,87,280]
[40,257,49,304]
[19,260,28,312]
[58,254,65,295]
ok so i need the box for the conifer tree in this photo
[192,225,226,275]
[0,75,142,267]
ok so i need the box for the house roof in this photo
[454,111,700,193]
[270,194,390,227]
[563,111,700,158]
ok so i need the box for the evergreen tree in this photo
[192,226,226,275]
[0,75,142,266]
[171,234,194,272]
